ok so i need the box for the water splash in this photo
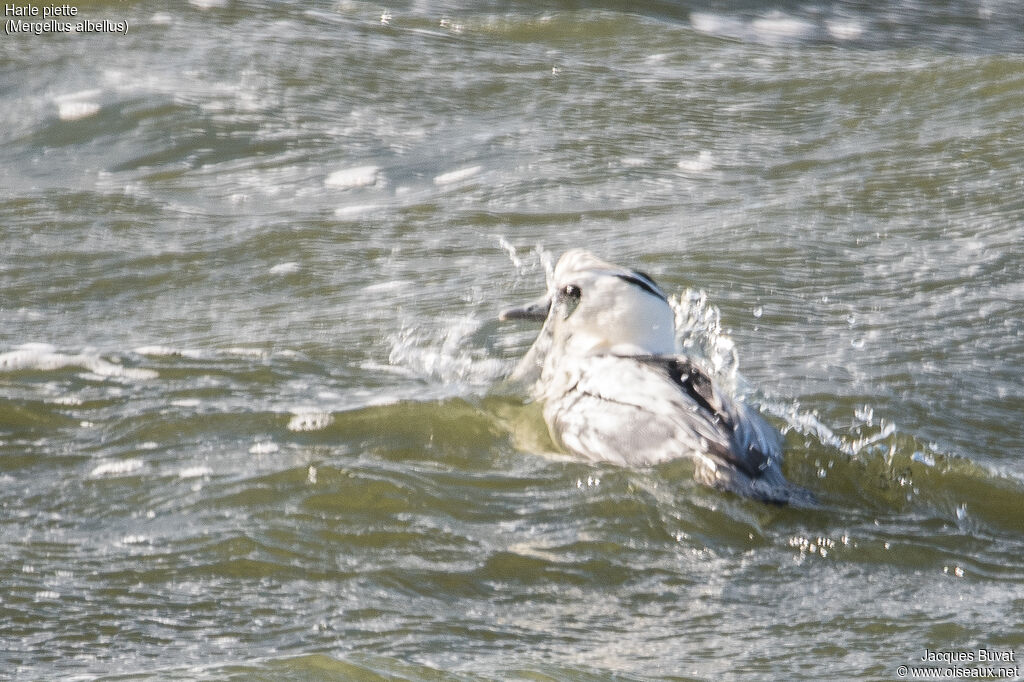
[497,237,523,269]
[387,316,507,391]
[380,242,556,399]
[497,239,554,284]
[662,292,1014,525]
[669,289,741,389]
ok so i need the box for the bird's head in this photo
[501,250,676,376]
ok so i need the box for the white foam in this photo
[249,441,280,455]
[178,465,212,479]
[334,204,382,217]
[287,410,333,432]
[677,150,714,173]
[58,101,101,121]
[120,535,149,545]
[226,347,267,358]
[691,11,812,44]
[0,346,157,380]
[269,262,300,275]
[433,165,482,186]
[362,279,411,293]
[690,12,746,39]
[750,13,813,43]
[54,90,102,121]
[826,19,864,41]
[90,459,143,478]
[325,165,380,189]
[134,345,204,359]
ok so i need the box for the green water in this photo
[2,1,1023,679]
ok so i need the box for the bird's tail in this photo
[698,461,818,507]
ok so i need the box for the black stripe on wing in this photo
[634,355,771,479]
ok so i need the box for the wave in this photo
[0,343,157,380]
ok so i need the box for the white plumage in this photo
[501,249,811,505]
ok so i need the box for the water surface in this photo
[2,1,1023,679]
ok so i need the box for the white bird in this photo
[501,249,811,505]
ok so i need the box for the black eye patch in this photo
[613,271,666,301]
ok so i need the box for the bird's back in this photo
[541,353,809,504]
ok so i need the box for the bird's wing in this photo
[639,355,784,475]
[545,354,781,477]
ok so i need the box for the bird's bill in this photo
[499,295,551,322]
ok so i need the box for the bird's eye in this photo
[557,284,581,319]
